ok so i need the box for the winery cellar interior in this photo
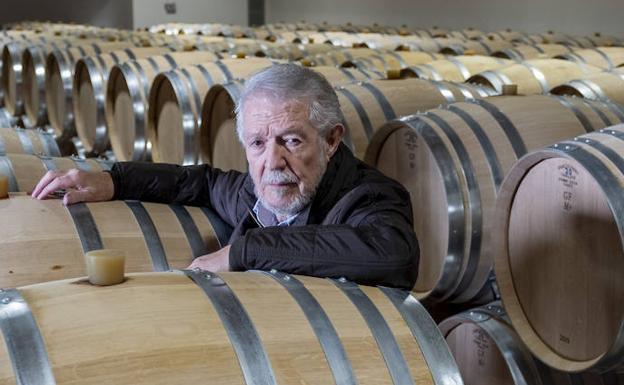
[0,0,623,384]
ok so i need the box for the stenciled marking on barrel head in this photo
[403,129,418,170]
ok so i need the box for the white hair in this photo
[235,63,344,142]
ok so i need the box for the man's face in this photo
[241,95,331,218]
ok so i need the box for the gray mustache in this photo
[262,170,298,184]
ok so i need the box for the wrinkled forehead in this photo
[241,91,310,116]
[241,93,312,133]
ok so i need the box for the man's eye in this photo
[249,140,264,148]
[285,138,301,146]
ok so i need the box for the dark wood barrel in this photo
[72,47,175,155]
[439,302,624,384]
[0,153,112,193]
[363,95,624,303]
[492,123,624,373]
[550,71,624,105]
[467,58,602,95]
[399,56,511,82]
[0,271,460,384]
[0,127,60,156]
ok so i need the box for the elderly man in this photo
[32,63,418,289]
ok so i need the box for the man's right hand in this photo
[31,169,115,205]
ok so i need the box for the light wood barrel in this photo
[491,44,574,61]
[0,194,229,288]
[349,51,445,73]
[146,57,281,165]
[20,38,146,129]
[0,271,461,385]
[0,153,112,193]
[550,71,624,105]
[363,95,624,303]
[437,39,514,56]
[446,28,485,40]
[1,39,76,117]
[311,48,407,67]
[338,79,497,160]
[400,56,511,82]
[439,303,624,385]
[201,77,495,171]
[105,51,224,162]
[0,127,60,156]
[492,123,624,372]
[556,47,624,70]
[45,42,138,139]
[468,58,602,95]
[393,37,450,54]
[485,30,534,43]
[72,47,175,155]
[540,32,596,48]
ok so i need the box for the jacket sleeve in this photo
[228,184,419,290]
[107,162,246,227]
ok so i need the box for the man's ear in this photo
[325,124,345,157]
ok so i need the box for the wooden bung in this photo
[85,249,125,286]
[501,84,518,95]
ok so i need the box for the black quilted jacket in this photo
[108,143,419,289]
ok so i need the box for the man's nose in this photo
[265,141,287,169]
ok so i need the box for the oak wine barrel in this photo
[44,42,139,139]
[105,51,226,162]
[72,46,177,154]
[556,47,624,71]
[0,194,229,288]
[467,58,602,95]
[437,39,513,56]
[146,57,279,165]
[550,71,624,106]
[0,127,60,156]
[491,44,574,61]
[399,55,511,82]
[0,153,113,193]
[492,123,624,372]
[1,38,76,118]
[439,303,624,385]
[348,51,445,73]
[200,77,495,171]
[0,271,461,385]
[363,95,624,303]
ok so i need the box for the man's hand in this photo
[188,245,231,272]
[31,169,115,205]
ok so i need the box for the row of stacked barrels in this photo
[0,20,623,384]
